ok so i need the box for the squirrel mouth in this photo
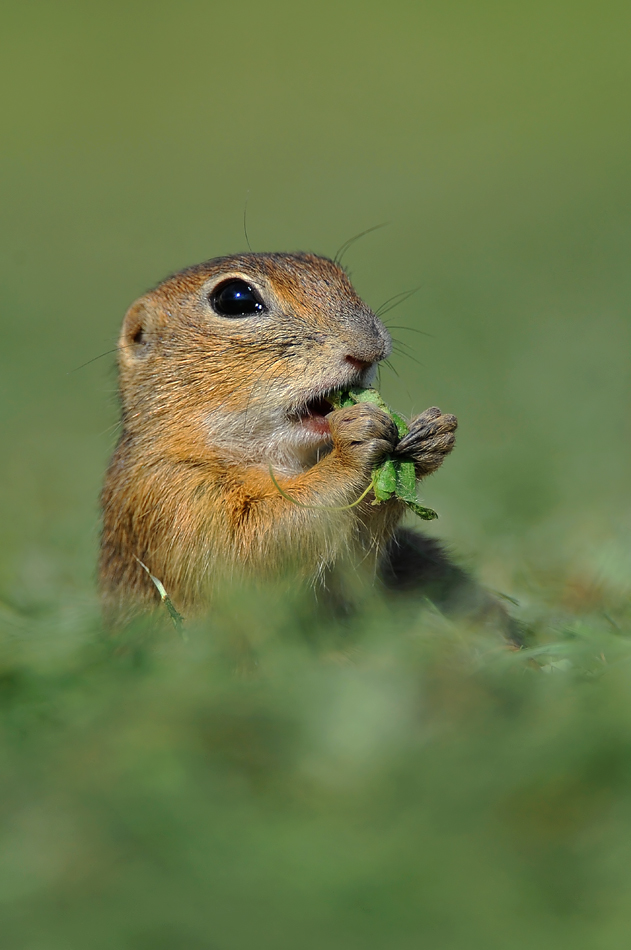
[292,394,335,439]
[302,395,335,418]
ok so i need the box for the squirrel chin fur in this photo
[100,251,514,638]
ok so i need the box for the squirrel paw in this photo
[329,403,398,471]
[394,407,457,476]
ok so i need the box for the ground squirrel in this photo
[100,252,502,629]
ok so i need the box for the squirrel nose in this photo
[345,355,374,373]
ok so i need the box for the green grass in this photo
[2,580,631,949]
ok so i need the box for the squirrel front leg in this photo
[101,405,398,618]
[225,403,398,565]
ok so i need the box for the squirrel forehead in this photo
[148,252,366,313]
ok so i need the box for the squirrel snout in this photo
[343,323,392,372]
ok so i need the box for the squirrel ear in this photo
[119,299,153,365]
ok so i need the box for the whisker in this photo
[376,287,423,319]
[334,223,388,265]
[384,325,433,339]
[388,335,417,354]
[375,291,412,315]
[381,359,399,378]
[68,347,118,373]
[391,346,422,367]
[67,340,140,374]
[375,287,419,315]
[97,420,123,438]
[243,191,253,252]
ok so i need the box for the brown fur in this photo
[99,253,458,623]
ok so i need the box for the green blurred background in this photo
[2,2,631,947]
[2,0,630,605]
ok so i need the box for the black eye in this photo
[211,279,265,317]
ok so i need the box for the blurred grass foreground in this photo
[4,588,631,949]
[2,0,631,946]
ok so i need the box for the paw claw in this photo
[394,408,458,475]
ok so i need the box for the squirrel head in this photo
[117,252,392,469]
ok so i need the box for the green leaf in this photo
[328,391,355,409]
[373,459,397,502]
[330,386,440,522]
[347,387,385,408]
[390,411,409,438]
[395,460,417,503]
[404,500,438,521]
